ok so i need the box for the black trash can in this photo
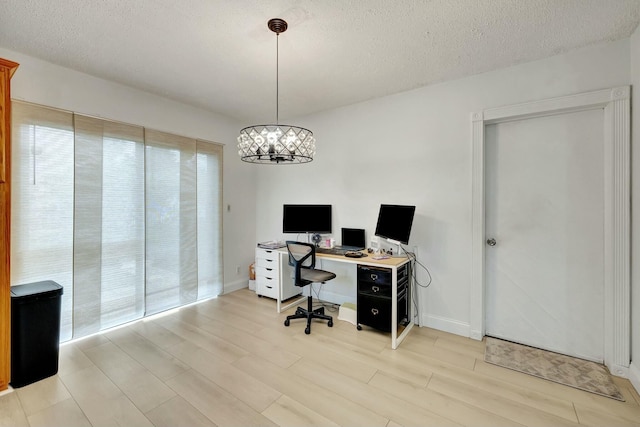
[10,280,63,388]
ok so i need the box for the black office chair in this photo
[283,241,336,334]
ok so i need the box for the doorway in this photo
[470,86,630,377]
[484,109,604,362]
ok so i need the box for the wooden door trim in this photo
[0,58,18,184]
[470,86,630,377]
[0,57,18,391]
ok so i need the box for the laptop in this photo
[335,228,366,251]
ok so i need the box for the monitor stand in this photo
[386,239,408,258]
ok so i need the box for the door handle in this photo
[487,238,497,246]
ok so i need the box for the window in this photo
[11,102,223,341]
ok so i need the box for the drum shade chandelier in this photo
[237,18,315,164]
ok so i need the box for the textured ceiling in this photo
[1,0,639,123]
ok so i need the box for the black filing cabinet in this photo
[11,281,63,388]
[357,263,409,332]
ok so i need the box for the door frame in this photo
[470,86,630,377]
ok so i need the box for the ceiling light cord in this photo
[276,31,279,125]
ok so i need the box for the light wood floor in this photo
[1,288,639,427]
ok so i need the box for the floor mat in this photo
[484,337,624,401]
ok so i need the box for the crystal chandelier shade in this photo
[237,18,315,164]
[238,124,315,164]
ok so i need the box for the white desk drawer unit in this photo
[255,248,279,299]
[254,247,302,305]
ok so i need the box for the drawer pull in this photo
[372,286,380,293]
[266,268,273,271]
[370,274,378,281]
[371,308,379,316]
[266,285,273,289]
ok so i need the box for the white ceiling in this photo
[1,0,639,124]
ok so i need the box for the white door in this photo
[485,109,604,362]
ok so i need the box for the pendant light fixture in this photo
[237,18,315,164]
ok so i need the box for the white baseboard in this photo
[421,313,470,338]
[224,279,249,294]
[469,329,484,341]
[629,362,640,395]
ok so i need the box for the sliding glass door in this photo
[11,101,223,342]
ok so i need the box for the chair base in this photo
[284,295,333,334]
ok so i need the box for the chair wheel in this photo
[357,325,362,331]
[284,319,290,327]
[305,326,311,334]
[327,320,333,327]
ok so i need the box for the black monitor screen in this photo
[283,204,332,234]
[374,204,416,245]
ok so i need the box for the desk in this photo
[275,249,414,349]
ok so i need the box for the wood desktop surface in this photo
[315,250,410,268]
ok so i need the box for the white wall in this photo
[630,28,640,392]
[255,39,631,336]
[0,47,257,294]
[3,36,635,374]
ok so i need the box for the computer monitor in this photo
[341,228,366,249]
[282,204,332,234]
[374,204,416,245]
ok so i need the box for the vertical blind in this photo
[11,105,75,340]
[11,101,223,342]
[144,130,198,315]
[73,115,146,337]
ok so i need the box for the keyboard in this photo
[316,247,349,255]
